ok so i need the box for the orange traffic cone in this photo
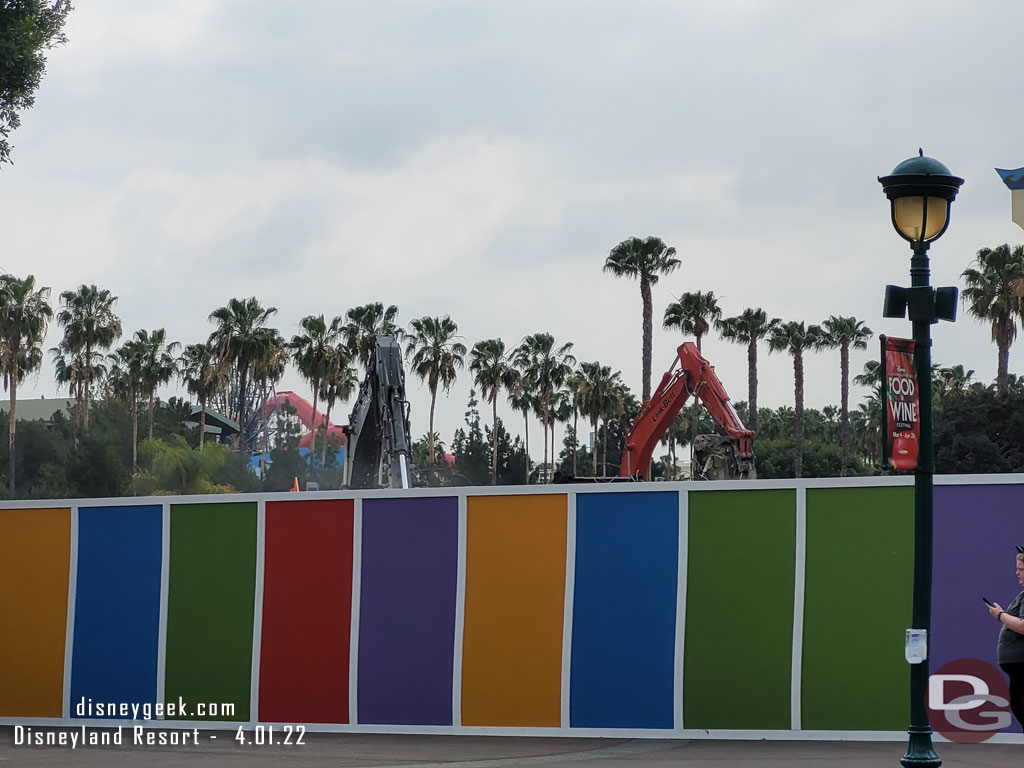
[290,476,300,492]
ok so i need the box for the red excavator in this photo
[620,342,755,481]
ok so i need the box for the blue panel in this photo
[71,506,163,717]
[570,491,678,728]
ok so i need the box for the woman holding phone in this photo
[985,547,1024,727]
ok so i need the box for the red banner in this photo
[882,335,919,471]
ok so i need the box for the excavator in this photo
[343,335,414,489]
[620,342,755,481]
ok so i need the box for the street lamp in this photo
[879,151,964,768]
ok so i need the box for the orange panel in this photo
[462,494,567,727]
[0,507,71,717]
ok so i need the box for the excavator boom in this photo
[620,342,755,481]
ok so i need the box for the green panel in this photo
[801,487,912,730]
[684,489,796,729]
[165,502,257,721]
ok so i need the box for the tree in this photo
[469,338,516,484]
[343,302,401,369]
[0,273,51,495]
[318,345,356,468]
[56,284,121,428]
[250,328,286,475]
[514,333,576,481]
[578,361,623,476]
[718,308,779,431]
[0,0,72,169]
[134,328,180,441]
[604,235,680,403]
[768,321,824,478]
[208,297,278,448]
[821,316,873,476]
[179,342,225,450]
[961,244,1024,393]
[109,338,144,471]
[289,315,344,461]
[663,291,722,354]
[405,315,467,465]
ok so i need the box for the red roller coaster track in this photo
[265,390,346,450]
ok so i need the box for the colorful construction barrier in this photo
[0,476,1020,738]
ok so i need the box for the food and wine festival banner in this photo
[881,335,920,472]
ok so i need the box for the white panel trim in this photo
[156,502,170,719]
[451,494,468,727]
[674,490,688,731]
[61,505,79,719]
[790,487,807,730]
[249,498,267,727]
[349,498,363,725]
[560,491,577,728]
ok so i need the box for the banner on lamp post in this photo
[881,335,920,471]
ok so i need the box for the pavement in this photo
[1,728,1022,768]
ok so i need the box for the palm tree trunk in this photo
[148,391,155,440]
[84,343,92,429]
[591,415,599,475]
[235,361,249,450]
[8,358,18,497]
[321,403,332,469]
[541,400,549,482]
[309,387,319,463]
[602,419,609,475]
[523,410,530,483]
[199,400,207,450]
[132,398,139,473]
[997,332,1010,393]
[641,276,653,403]
[491,392,498,484]
[572,408,579,476]
[263,380,271,479]
[840,342,850,477]
[794,352,804,479]
[428,388,437,465]
[747,339,758,430]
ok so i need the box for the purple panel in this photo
[933,483,1024,733]
[358,496,458,725]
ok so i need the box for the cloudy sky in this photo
[2,0,1024,457]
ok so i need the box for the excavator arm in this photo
[619,342,755,481]
[345,335,413,489]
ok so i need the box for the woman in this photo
[986,547,1024,727]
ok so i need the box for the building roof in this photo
[0,398,76,423]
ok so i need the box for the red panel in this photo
[259,499,354,723]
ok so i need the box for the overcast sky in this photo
[2,1,1024,458]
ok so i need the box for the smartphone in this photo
[983,597,995,606]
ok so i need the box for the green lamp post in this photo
[879,151,963,768]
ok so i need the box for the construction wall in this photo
[0,476,1019,738]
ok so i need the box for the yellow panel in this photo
[461,494,567,727]
[0,508,71,717]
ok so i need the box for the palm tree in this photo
[0,274,52,495]
[289,315,345,461]
[578,361,623,476]
[961,244,1024,393]
[56,284,121,428]
[405,315,467,465]
[251,329,287,475]
[179,342,226,450]
[208,297,278,448]
[469,338,517,484]
[663,291,722,354]
[506,371,532,483]
[821,316,873,476]
[566,368,588,476]
[768,321,824,478]
[718,308,779,431]
[110,338,145,471]
[343,302,401,369]
[318,346,357,467]
[134,328,181,440]
[513,333,576,481]
[604,235,680,403]
[50,338,86,422]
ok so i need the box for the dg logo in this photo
[927,658,1011,743]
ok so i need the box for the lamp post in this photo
[879,151,963,768]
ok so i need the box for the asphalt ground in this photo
[1,728,1022,768]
